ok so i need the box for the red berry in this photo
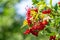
[30,25,39,36]
[36,25,41,31]
[42,20,48,25]
[24,29,30,35]
[30,28,38,36]
[27,16,32,20]
[32,25,37,30]
[34,8,38,13]
[27,19,32,26]
[30,27,37,33]
[27,16,32,26]
[46,9,51,14]
[31,31,38,36]
[58,2,60,5]
[39,22,45,30]
[42,10,47,14]
[49,35,56,40]
[31,24,40,31]
[26,8,31,17]
[42,9,51,14]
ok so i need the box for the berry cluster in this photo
[49,35,56,40]
[23,1,60,40]
[24,21,48,36]
[24,7,51,36]
[58,2,60,5]
[42,9,51,14]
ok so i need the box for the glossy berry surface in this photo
[58,2,60,5]
[24,29,30,35]
[42,20,48,25]
[34,8,38,13]
[49,35,56,40]
[42,9,51,14]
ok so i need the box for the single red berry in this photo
[31,30,38,36]
[34,8,38,13]
[30,27,36,33]
[26,8,31,17]
[32,32,38,36]
[30,25,39,36]
[46,9,51,14]
[24,29,30,35]
[27,16,32,26]
[42,20,48,25]
[58,2,60,5]
[49,35,56,40]
[42,9,51,14]
[39,22,45,30]
[42,10,47,14]
[39,25,45,30]
[27,19,32,26]
[27,16,32,20]
[36,25,41,31]
[32,25,37,30]
[31,24,40,31]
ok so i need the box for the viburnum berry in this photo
[42,10,47,14]
[36,25,41,31]
[49,35,56,40]
[24,29,30,35]
[30,27,39,36]
[31,31,38,36]
[27,16,32,26]
[42,9,51,14]
[31,25,37,30]
[39,22,45,30]
[42,20,48,25]
[46,9,51,14]
[27,19,32,26]
[58,2,60,5]
[30,25,38,31]
[26,8,31,17]
[34,8,38,13]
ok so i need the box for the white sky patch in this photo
[15,0,59,16]
[46,0,59,6]
[15,0,32,16]
[52,0,59,6]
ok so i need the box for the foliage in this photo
[23,0,60,40]
[0,0,60,40]
[0,0,25,40]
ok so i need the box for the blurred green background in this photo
[0,0,24,40]
[0,0,60,40]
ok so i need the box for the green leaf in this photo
[32,0,38,4]
[45,28,51,33]
[54,4,58,11]
[50,0,52,7]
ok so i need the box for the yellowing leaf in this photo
[40,14,45,19]
[35,14,39,20]
[23,20,28,26]
[31,11,37,17]
[21,20,28,28]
